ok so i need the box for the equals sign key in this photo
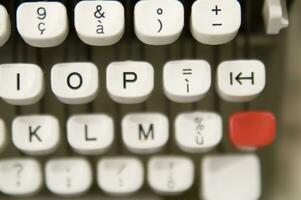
[182,68,192,75]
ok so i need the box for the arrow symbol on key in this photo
[230,72,255,85]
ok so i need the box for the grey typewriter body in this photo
[0,0,300,200]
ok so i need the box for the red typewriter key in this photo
[229,111,276,150]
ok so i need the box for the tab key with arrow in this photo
[230,72,255,85]
[217,60,266,102]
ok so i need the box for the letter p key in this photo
[107,61,154,104]
[123,72,137,89]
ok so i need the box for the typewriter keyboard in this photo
[0,0,296,200]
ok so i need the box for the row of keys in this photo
[0,0,289,47]
[2,0,241,47]
[0,112,276,155]
[0,60,266,105]
[0,0,290,47]
[0,154,261,200]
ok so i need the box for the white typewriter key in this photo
[12,115,60,155]
[175,112,222,153]
[17,2,68,47]
[67,114,114,155]
[217,60,266,102]
[107,61,154,104]
[134,0,184,45]
[148,156,194,195]
[122,113,169,154]
[0,158,42,196]
[0,5,11,47]
[202,154,261,200]
[97,157,144,195]
[46,158,92,196]
[0,64,44,105]
[163,60,211,103]
[51,62,99,104]
[263,0,289,34]
[75,0,125,46]
[191,0,241,45]
[0,119,6,152]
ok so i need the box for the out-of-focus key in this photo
[175,112,222,153]
[0,64,44,105]
[202,154,261,200]
[45,158,93,196]
[67,114,114,155]
[17,2,68,47]
[191,0,241,45]
[0,5,10,47]
[229,111,276,150]
[74,0,125,46]
[51,62,99,104]
[97,157,144,195]
[263,0,289,34]
[148,156,194,195]
[0,118,6,152]
[12,115,60,155]
[163,60,211,103]
[122,113,169,154]
[217,60,266,102]
[134,0,184,45]
[0,158,42,196]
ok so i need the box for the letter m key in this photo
[138,123,154,140]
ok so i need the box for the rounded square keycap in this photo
[51,62,99,104]
[0,63,44,105]
[0,158,42,196]
[74,0,124,46]
[175,112,222,153]
[45,158,92,196]
[97,157,144,195]
[17,2,68,47]
[67,114,114,155]
[217,60,266,102]
[148,156,194,195]
[229,111,276,150]
[202,154,261,200]
[134,0,184,45]
[122,113,169,154]
[12,115,60,155]
[106,61,154,104]
[163,60,211,103]
[0,5,11,47]
[191,0,241,45]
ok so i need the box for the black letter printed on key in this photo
[67,72,83,90]
[29,125,42,142]
[123,72,137,89]
[17,73,20,91]
[84,124,97,141]
[138,123,154,140]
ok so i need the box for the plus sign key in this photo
[217,60,266,102]
[191,0,241,45]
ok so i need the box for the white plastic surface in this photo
[134,0,184,45]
